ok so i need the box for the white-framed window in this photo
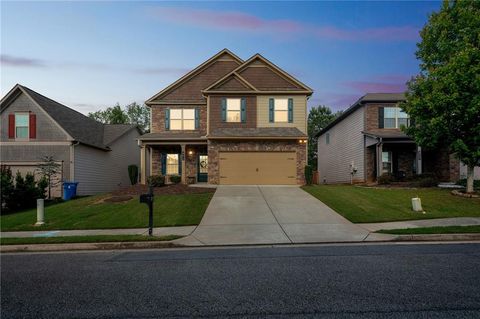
[384,107,410,129]
[226,98,241,123]
[325,133,330,145]
[170,109,195,130]
[15,113,29,139]
[274,98,288,123]
[166,154,179,175]
[382,151,392,173]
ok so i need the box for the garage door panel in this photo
[219,152,296,185]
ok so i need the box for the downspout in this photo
[70,140,80,181]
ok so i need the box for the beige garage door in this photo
[219,152,297,185]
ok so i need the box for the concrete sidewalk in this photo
[360,217,480,232]
[1,226,195,238]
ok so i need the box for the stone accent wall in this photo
[208,96,257,131]
[151,105,207,135]
[207,140,307,184]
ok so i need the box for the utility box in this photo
[412,197,424,213]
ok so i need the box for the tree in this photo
[401,0,480,193]
[88,102,150,133]
[307,105,341,167]
[36,156,62,199]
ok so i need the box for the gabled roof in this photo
[315,93,406,138]
[145,49,243,104]
[206,72,258,92]
[0,84,138,150]
[203,53,313,94]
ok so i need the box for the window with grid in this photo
[382,151,392,173]
[274,98,288,122]
[226,99,241,122]
[384,107,410,129]
[15,113,29,139]
[170,109,195,130]
[166,154,179,175]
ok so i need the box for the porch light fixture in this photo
[188,150,194,156]
[298,139,307,144]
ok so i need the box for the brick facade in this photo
[151,105,207,135]
[364,103,401,132]
[207,140,307,184]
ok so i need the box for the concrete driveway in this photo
[186,186,371,245]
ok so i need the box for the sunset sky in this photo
[1,1,441,114]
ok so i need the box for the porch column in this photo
[181,144,186,184]
[376,143,383,178]
[140,145,146,184]
[416,145,422,175]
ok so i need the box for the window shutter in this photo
[378,107,384,129]
[288,98,293,123]
[269,98,274,123]
[195,108,200,129]
[240,98,246,123]
[161,153,166,175]
[8,114,15,138]
[221,98,226,122]
[178,154,182,175]
[29,113,36,139]
[165,109,170,130]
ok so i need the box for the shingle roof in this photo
[315,92,406,138]
[363,130,411,139]
[208,127,307,138]
[139,132,206,140]
[1,85,137,150]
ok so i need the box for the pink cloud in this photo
[343,81,406,93]
[148,7,419,41]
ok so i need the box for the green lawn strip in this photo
[1,192,214,231]
[377,225,480,235]
[0,234,182,245]
[302,185,480,223]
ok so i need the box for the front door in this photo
[197,154,208,182]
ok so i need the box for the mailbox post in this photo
[140,186,154,236]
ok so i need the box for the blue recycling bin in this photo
[63,182,79,200]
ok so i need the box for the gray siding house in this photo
[0,84,141,196]
[317,93,479,184]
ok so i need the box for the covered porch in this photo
[138,136,208,185]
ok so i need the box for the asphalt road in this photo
[2,243,480,318]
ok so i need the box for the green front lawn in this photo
[1,193,213,231]
[303,185,480,223]
[0,234,182,245]
[378,225,480,235]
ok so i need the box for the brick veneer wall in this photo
[364,103,402,131]
[207,140,307,184]
[151,105,207,135]
[208,96,257,131]
[366,146,376,182]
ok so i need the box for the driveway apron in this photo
[191,186,370,245]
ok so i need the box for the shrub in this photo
[378,173,394,185]
[411,177,438,188]
[128,165,139,185]
[147,175,165,187]
[170,175,181,184]
[304,165,313,185]
[1,165,14,212]
[456,178,480,190]
[1,169,47,214]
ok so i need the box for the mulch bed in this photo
[111,184,215,196]
[103,195,133,203]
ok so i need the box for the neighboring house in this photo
[316,93,479,184]
[0,84,141,196]
[138,49,313,185]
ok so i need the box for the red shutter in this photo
[29,113,36,139]
[8,114,15,138]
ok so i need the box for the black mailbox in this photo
[140,186,154,236]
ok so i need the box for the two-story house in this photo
[0,84,141,196]
[316,93,470,184]
[138,49,313,185]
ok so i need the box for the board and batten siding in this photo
[317,107,365,184]
[256,95,307,134]
[74,129,140,195]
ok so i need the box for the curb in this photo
[0,241,180,253]
[392,233,480,242]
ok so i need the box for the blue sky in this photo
[1,1,440,114]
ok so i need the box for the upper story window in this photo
[269,98,293,123]
[167,108,198,130]
[15,113,29,139]
[226,98,241,122]
[383,107,410,129]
